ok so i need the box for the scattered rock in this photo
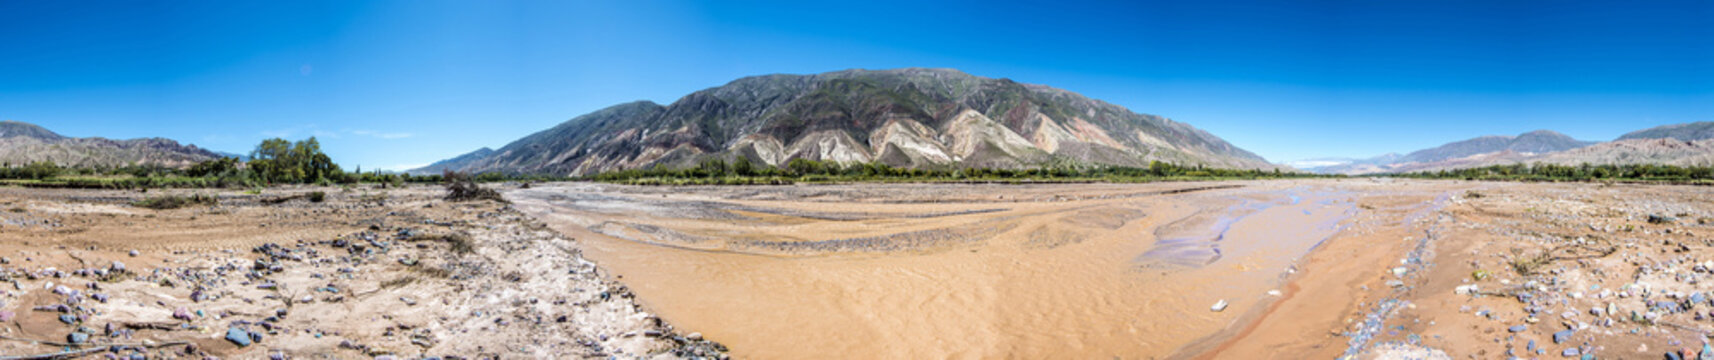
[226,327,253,347]
[66,332,88,344]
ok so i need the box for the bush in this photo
[308,191,326,203]
[443,171,504,202]
[132,194,218,210]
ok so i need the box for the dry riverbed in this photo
[3,180,1712,359]
[0,185,724,359]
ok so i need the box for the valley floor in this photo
[508,180,1714,360]
[1,180,1711,359]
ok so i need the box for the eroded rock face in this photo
[414,68,1278,176]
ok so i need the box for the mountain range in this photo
[0,121,223,168]
[411,68,1277,176]
[1300,122,1714,174]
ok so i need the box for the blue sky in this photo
[2,1,1711,169]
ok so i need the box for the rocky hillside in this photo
[416,68,1276,176]
[0,120,223,168]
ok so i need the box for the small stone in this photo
[226,327,252,347]
[1562,347,1579,357]
[58,314,76,324]
[110,261,125,272]
[686,332,703,341]
[1509,325,1527,332]
[173,307,193,321]
[0,311,14,322]
[1553,329,1574,344]
[66,332,89,344]
[1210,299,1228,312]
[128,250,139,257]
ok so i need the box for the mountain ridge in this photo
[415,68,1278,176]
[0,120,225,168]
[1298,123,1714,174]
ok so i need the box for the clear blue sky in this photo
[2,1,1711,169]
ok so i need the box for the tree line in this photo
[1396,162,1714,182]
[589,157,1311,185]
[0,137,473,189]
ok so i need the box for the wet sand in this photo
[509,180,1459,359]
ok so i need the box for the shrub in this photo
[308,191,326,203]
[442,171,503,202]
[132,194,218,210]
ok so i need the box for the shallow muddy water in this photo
[510,182,1380,359]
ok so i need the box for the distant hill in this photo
[1300,123,1714,174]
[410,147,494,175]
[1298,130,1594,174]
[0,120,223,168]
[1616,122,1714,142]
[415,68,1278,176]
[1396,130,1594,164]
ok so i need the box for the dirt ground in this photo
[0,185,724,359]
[2,180,1711,359]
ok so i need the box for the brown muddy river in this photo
[509,181,1428,359]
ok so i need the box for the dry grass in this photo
[405,231,475,254]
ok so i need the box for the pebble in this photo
[1210,299,1228,312]
[1509,325,1527,333]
